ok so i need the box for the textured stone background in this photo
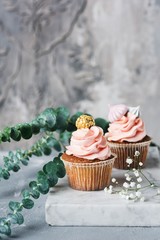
[0,0,160,150]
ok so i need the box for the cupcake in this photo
[106,104,151,169]
[61,115,116,191]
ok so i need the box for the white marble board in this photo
[45,147,160,226]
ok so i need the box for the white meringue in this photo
[128,106,140,117]
[108,104,128,122]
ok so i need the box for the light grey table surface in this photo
[1,151,160,240]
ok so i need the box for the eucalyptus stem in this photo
[0,154,66,237]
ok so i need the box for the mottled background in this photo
[0,0,160,150]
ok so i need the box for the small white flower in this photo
[116,181,119,184]
[109,185,113,189]
[126,157,133,165]
[136,191,142,198]
[129,193,135,199]
[137,177,142,183]
[140,197,145,202]
[108,189,113,194]
[134,151,140,157]
[111,178,116,183]
[133,168,136,171]
[137,184,141,189]
[123,182,130,189]
[139,162,143,166]
[134,170,139,177]
[130,182,136,188]
[104,187,108,193]
[157,189,160,195]
[125,195,129,200]
[126,176,132,182]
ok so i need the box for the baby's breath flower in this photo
[136,191,142,198]
[140,197,145,202]
[137,177,142,183]
[126,157,133,165]
[134,151,140,157]
[137,184,141,189]
[109,185,113,189]
[157,189,160,195]
[104,187,108,193]
[111,178,116,183]
[139,162,143,166]
[129,193,135,199]
[126,176,132,182]
[123,182,130,189]
[108,189,113,194]
[125,195,129,200]
[130,182,136,188]
[134,170,139,177]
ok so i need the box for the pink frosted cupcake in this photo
[62,115,116,191]
[106,104,151,169]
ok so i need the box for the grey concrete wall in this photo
[0,0,160,150]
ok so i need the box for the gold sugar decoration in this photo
[76,115,95,129]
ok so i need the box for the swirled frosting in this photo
[66,126,111,160]
[106,112,146,142]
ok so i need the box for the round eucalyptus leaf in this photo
[22,199,34,209]
[59,131,72,145]
[95,118,110,133]
[21,158,29,166]
[52,157,66,178]
[48,176,58,187]
[43,161,57,176]
[46,137,61,152]
[38,181,49,194]
[29,181,38,190]
[2,169,10,180]
[12,164,20,172]
[1,133,8,142]
[0,224,11,236]
[30,189,40,199]
[42,146,52,156]
[7,213,24,225]
[9,201,23,212]
[22,189,30,199]
[55,107,70,131]
[19,124,32,139]
[56,164,66,178]
[10,128,21,141]
[32,149,43,157]
[31,121,40,134]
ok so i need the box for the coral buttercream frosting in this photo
[66,126,111,160]
[106,112,146,142]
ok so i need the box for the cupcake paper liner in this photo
[107,137,151,169]
[62,155,116,191]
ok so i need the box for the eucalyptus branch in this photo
[0,133,62,181]
[0,154,66,237]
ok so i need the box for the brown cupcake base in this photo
[61,153,116,191]
[107,136,151,169]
